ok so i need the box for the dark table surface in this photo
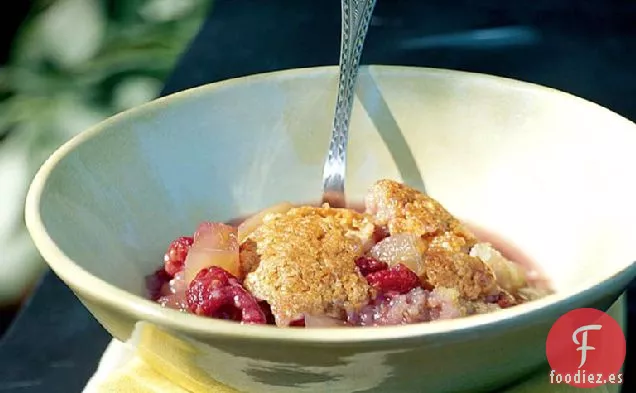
[1,1,636,391]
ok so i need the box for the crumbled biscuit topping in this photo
[240,180,521,324]
[364,180,498,299]
[242,206,375,326]
[365,179,477,242]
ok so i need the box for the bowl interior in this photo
[29,66,636,329]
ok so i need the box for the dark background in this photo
[1,0,635,391]
[0,1,31,65]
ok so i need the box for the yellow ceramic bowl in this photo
[25,66,636,392]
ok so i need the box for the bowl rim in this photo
[25,65,636,343]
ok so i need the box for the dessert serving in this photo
[147,179,552,327]
[26,63,636,392]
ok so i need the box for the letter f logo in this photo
[572,324,602,368]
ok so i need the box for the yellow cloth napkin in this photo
[83,297,626,393]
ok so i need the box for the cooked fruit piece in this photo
[184,222,239,283]
[368,233,427,275]
[164,236,194,277]
[469,242,527,293]
[365,263,421,295]
[354,256,388,276]
[186,266,266,324]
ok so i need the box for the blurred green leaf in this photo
[38,0,107,69]
[0,128,36,241]
[140,0,201,22]
[0,0,212,302]
[113,76,163,111]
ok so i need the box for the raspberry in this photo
[146,267,171,301]
[366,263,421,295]
[186,266,266,324]
[355,256,388,277]
[164,236,194,277]
[289,318,306,327]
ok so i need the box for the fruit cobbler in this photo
[146,180,552,327]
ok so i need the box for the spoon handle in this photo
[322,0,377,207]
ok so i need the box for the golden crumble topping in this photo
[242,205,375,326]
[365,179,499,299]
[365,179,477,242]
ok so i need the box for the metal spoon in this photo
[321,0,377,208]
